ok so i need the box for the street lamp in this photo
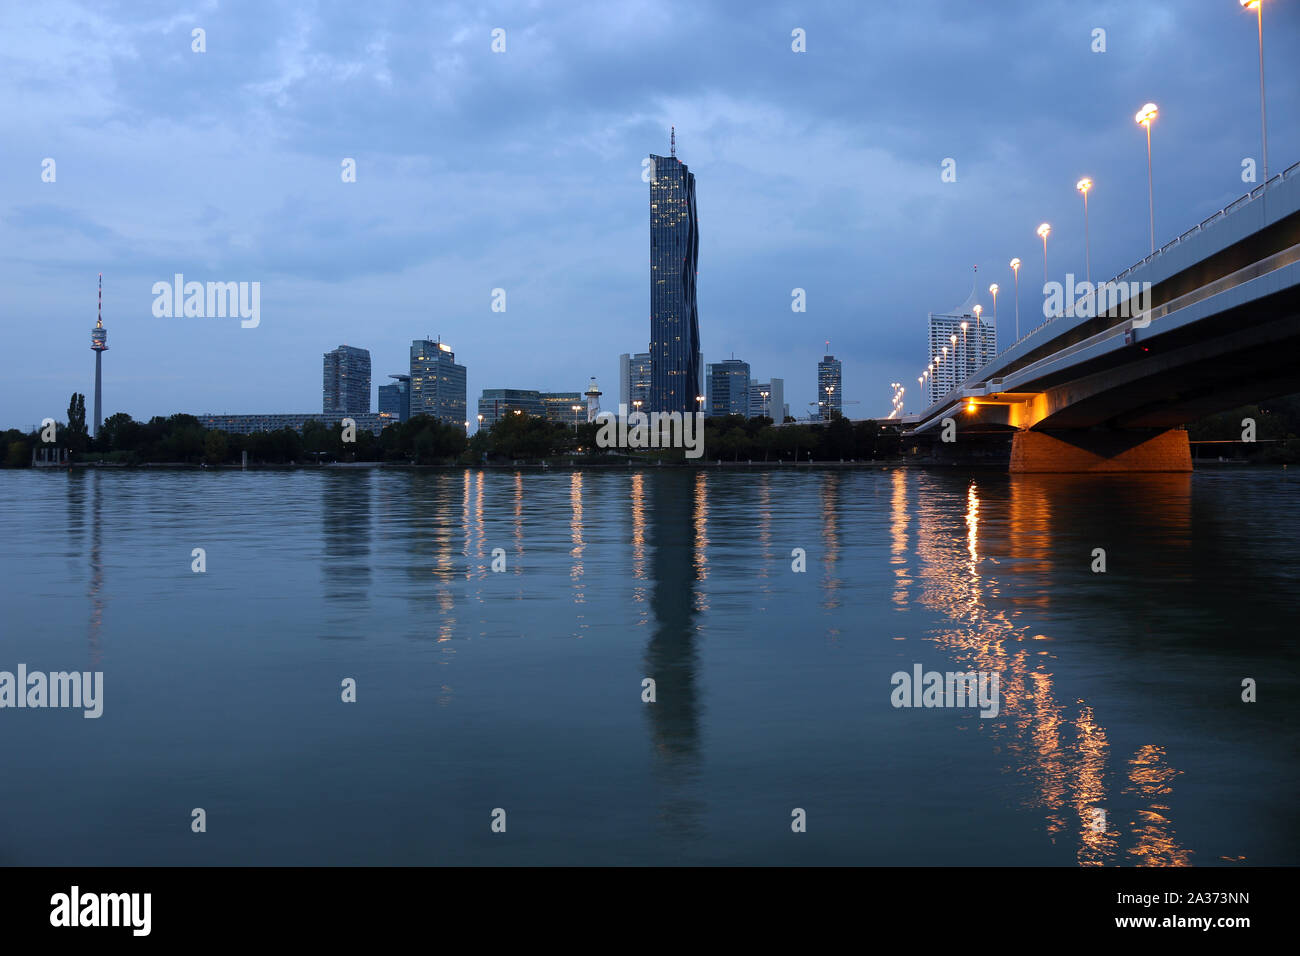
[760,389,770,418]
[1037,223,1051,285]
[960,320,969,381]
[1076,178,1093,286]
[571,404,583,430]
[1010,258,1022,341]
[1241,1,1268,182]
[1136,102,1158,253]
[989,283,999,337]
[973,304,983,372]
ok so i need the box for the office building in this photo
[619,351,652,412]
[197,412,395,436]
[378,374,410,423]
[648,130,701,414]
[478,388,543,429]
[817,354,842,421]
[410,339,467,430]
[323,345,371,415]
[706,358,750,417]
[748,378,785,421]
[540,391,586,428]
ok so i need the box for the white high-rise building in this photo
[748,378,785,421]
[926,312,996,407]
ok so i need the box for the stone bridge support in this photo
[1009,428,1192,473]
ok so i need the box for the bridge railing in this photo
[924,231,1300,419]
[992,158,1300,360]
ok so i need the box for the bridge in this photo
[908,161,1300,472]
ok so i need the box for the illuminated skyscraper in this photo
[648,128,701,414]
[817,354,842,421]
[410,339,467,429]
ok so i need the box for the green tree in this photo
[203,430,228,465]
[66,393,88,453]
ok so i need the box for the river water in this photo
[1,467,1296,865]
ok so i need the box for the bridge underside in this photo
[929,283,1300,472]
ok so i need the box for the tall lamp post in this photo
[1076,178,1093,286]
[1241,1,1268,182]
[1037,223,1051,286]
[988,283,999,339]
[972,304,983,372]
[1010,258,1021,341]
[1136,102,1158,253]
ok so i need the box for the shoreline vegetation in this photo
[6,392,1300,469]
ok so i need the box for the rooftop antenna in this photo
[97,272,103,328]
[671,126,676,158]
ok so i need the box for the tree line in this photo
[6,391,1298,467]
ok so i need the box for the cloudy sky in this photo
[2,0,1297,430]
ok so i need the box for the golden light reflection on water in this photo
[631,473,649,623]
[692,473,709,613]
[909,471,1191,866]
[1126,744,1192,866]
[889,469,911,609]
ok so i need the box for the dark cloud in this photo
[1,0,1297,426]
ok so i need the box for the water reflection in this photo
[909,471,1194,866]
[321,471,372,609]
[64,472,105,666]
[644,471,705,838]
[889,469,911,609]
[630,473,649,625]
[821,472,842,613]
[570,472,585,608]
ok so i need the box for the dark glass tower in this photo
[649,135,700,415]
[378,373,411,422]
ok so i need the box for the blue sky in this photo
[2,0,1297,430]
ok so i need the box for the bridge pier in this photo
[1009,428,1192,474]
